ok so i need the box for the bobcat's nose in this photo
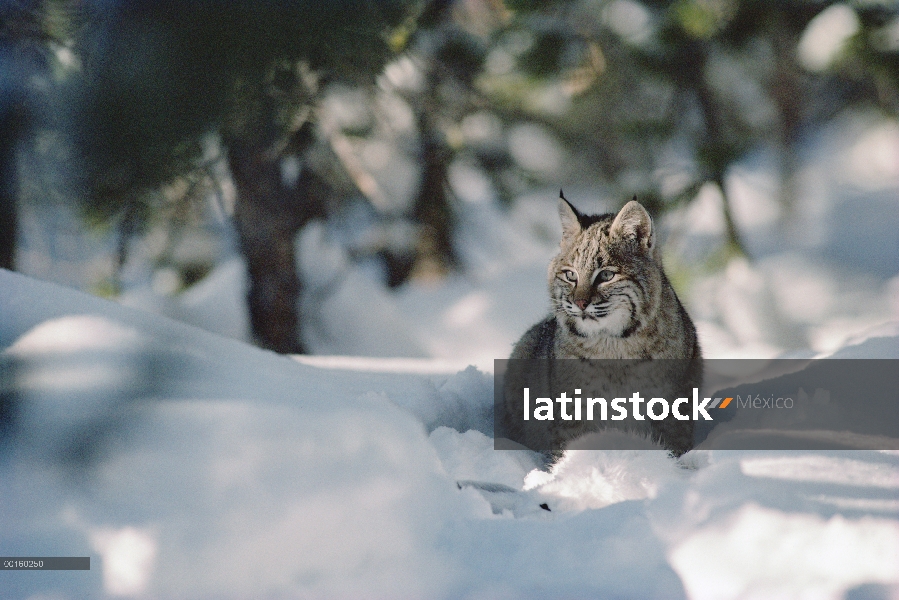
[575,299,590,311]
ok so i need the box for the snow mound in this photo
[2,268,898,599]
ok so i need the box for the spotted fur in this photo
[509,193,701,456]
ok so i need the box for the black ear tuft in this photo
[632,194,637,202]
[557,193,582,240]
[558,191,580,217]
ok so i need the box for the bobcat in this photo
[505,192,701,457]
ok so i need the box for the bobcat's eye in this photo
[597,269,615,283]
[561,269,578,283]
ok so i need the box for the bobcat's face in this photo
[551,258,633,336]
[549,198,660,339]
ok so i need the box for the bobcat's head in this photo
[548,193,662,339]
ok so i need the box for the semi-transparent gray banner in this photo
[1,557,90,570]
[494,359,899,451]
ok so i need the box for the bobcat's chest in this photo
[554,318,649,359]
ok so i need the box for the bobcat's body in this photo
[506,194,701,456]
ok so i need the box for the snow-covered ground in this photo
[3,113,898,598]
[2,267,898,600]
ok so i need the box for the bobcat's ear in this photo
[610,199,654,254]
[558,191,582,241]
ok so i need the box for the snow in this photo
[4,113,899,598]
[2,261,898,599]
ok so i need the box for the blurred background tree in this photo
[68,1,411,353]
[2,0,896,353]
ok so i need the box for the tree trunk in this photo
[228,141,307,354]
[408,55,457,282]
[410,131,456,280]
[681,40,749,258]
[0,106,21,271]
